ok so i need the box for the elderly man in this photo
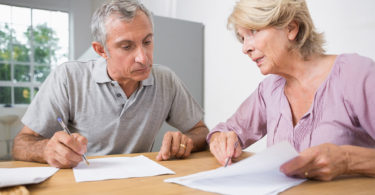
[12,0,208,168]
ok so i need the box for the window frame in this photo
[0,0,93,106]
[0,3,69,105]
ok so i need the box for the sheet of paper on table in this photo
[165,141,306,195]
[73,155,175,182]
[0,167,59,188]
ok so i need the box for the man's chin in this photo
[134,70,151,81]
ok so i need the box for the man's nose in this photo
[135,47,147,64]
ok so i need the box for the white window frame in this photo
[0,0,93,106]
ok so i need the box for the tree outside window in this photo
[0,4,69,106]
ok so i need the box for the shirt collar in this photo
[93,58,154,86]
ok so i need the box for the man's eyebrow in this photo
[113,38,133,46]
[143,33,153,40]
[114,33,153,45]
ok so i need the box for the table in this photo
[1,151,375,194]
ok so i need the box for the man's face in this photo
[104,11,153,83]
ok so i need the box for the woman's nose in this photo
[242,37,254,55]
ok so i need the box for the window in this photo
[0,4,69,105]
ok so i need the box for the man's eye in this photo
[122,45,131,50]
[251,29,257,35]
[144,40,152,45]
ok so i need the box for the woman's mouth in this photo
[253,56,264,67]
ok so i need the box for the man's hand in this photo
[44,131,88,168]
[156,131,194,161]
[280,143,350,181]
[12,126,88,169]
[209,131,242,166]
[156,120,208,161]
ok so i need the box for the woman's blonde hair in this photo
[228,0,325,59]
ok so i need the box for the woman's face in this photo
[236,25,292,75]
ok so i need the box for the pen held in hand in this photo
[57,117,90,166]
[224,141,239,167]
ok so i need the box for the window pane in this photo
[0,4,70,105]
[12,24,30,62]
[34,65,50,82]
[11,6,31,26]
[14,64,30,82]
[0,63,11,81]
[14,87,30,104]
[0,23,12,61]
[33,9,68,65]
[0,86,11,104]
[51,11,69,65]
[0,5,11,24]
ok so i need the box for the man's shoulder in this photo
[53,59,98,79]
[152,64,178,80]
[57,59,96,72]
[152,64,174,74]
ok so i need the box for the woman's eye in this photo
[236,33,244,43]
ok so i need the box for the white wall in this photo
[142,0,375,152]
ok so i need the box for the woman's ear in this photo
[92,42,108,59]
[287,21,299,41]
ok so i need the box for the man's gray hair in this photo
[91,0,153,47]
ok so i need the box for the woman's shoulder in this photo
[334,53,375,94]
[335,53,375,74]
[259,74,285,95]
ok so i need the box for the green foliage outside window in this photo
[0,23,60,105]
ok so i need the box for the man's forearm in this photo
[186,123,209,152]
[12,133,48,163]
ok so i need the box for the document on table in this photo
[165,141,306,195]
[0,167,59,188]
[73,155,175,182]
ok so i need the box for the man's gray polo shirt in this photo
[22,58,204,156]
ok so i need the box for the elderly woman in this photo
[208,0,375,181]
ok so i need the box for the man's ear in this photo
[287,21,299,41]
[92,42,108,59]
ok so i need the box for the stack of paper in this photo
[165,141,306,195]
[73,155,175,182]
[0,167,59,188]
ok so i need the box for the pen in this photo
[224,141,239,167]
[57,117,90,166]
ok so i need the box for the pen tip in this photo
[57,117,62,122]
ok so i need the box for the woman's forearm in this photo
[341,145,375,177]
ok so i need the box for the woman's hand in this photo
[209,131,242,166]
[280,143,350,181]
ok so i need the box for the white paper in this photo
[165,141,306,195]
[73,155,175,182]
[0,167,59,188]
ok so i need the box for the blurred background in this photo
[0,0,374,160]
